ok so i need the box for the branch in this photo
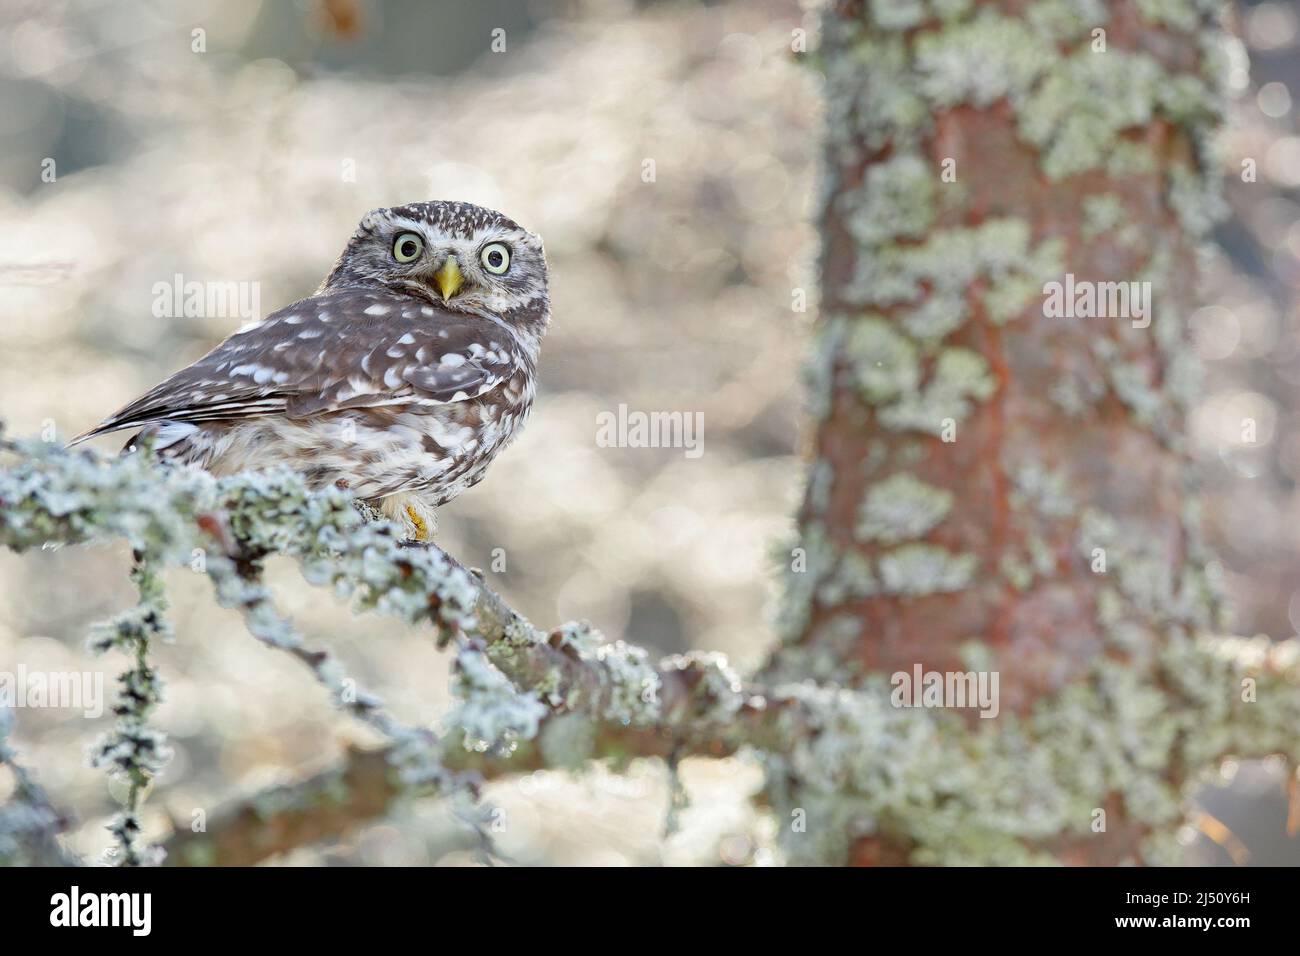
[0,706,78,866]
[4,432,1300,867]
[0,434,801,864]
[162,665,794,866]
[89,554,172,866]
[166,516,798,865]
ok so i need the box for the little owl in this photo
[72,200,550,541]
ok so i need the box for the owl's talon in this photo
[405,504,431,542]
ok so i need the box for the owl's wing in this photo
[71,289,521,444]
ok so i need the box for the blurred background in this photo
[0,0,1295,865]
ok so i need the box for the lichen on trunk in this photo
[762,0,1297,865]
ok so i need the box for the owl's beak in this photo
[433,256,464,302]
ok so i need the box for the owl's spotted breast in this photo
[184,358,536,505]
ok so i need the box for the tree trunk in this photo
[762,0,1245,865]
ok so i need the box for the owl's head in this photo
[323,201,548,320]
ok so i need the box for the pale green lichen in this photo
[1108,361,1164,428]
[838,154,935,248]
[900,293,967,342]
[1024,0,1109,42]
[553,621,663,726]
[1106,140,1160,176]
[773,521,834,642]
[1010,462,1075,518]
[1018,51,1217,180]
[877,543,977,595]
[803,317,844,423]
[771,0,1250,867]
[999,538,1056,592]
[1000,553,1034,591]
[1077,504,1220,637]
[1048,362,1107,417]
[446,646,547,755]
[849,218,1045,308]
[1026,533,1058,578]
[817,551,879,606]
[1081,193,1129,243]
[868,0,928,30]
[88,555,171,867]
[765,630,1300,865]
[914,11,1055,108]
[0,707,75,866]
[661,650,746,726]
[983,237,1067,324]
[1168,162,1229,239]
[878,347,997,434]
[829,33,928,153]
[856,472,953,544]
[843,316,920,403]
[1135,0,1216,31]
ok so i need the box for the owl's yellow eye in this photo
[480,242,511,275]
[393,233,424,263]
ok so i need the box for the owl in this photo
[72,200,550,541]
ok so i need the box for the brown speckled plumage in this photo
[73,200,550,539]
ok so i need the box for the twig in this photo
[0,706,78,866]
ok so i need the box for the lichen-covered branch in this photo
[88,553,171,866]
[0,705,77,866]
[201,553,511,856]
[162,711,736,866]
[165,627,1300,866]
[1,420,1298,865]
[0,433,779,862]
